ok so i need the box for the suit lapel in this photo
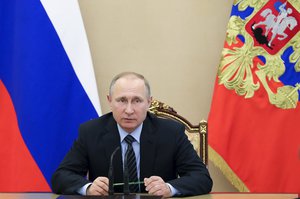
[140,114,158,180]
[102,117,123,183]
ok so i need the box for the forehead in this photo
[112,76,147,97]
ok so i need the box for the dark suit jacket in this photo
[51,112,212,196]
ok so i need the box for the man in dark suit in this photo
[51,72,212,197]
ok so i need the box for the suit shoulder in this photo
[79,112,114,133]
[148,112,184,129]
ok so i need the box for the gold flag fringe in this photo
[208,146,250,192]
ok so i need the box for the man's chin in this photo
[121,123,137,133]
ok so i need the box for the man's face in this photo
[107,76,151,133]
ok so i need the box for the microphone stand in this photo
[108,146,120,195]
[123,150,130,195]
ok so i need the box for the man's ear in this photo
[149,96,153,103]
[107,95,111,102]
[148,96,153,107]
[107,95,114,110]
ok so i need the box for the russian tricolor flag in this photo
[0,0,101,191]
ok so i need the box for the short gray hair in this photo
[109,72,151,98]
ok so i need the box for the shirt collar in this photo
[117,123,142,144]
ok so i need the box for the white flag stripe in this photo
[41,0,101,115]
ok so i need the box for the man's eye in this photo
[134,99,141,103]
[116,98,126,103]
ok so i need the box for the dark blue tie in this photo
[124,135,139,193]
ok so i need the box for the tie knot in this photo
[124,135,135,145]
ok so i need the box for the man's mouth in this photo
[123,118,135,121]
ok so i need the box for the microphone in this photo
[108,146,120,195]
[123,149,130,195]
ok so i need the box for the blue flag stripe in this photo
[0,0,99,186]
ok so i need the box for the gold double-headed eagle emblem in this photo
[218,0,300,109]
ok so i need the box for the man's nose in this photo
[125,103,134,114]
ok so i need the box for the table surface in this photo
[0,193,298,199]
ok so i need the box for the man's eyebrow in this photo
[115,96,126,100]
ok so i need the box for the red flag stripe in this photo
[0,80,50,191]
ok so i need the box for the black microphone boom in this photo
[123,149,130,195]
[108,146,120,195]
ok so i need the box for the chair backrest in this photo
[149,99,208,165]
